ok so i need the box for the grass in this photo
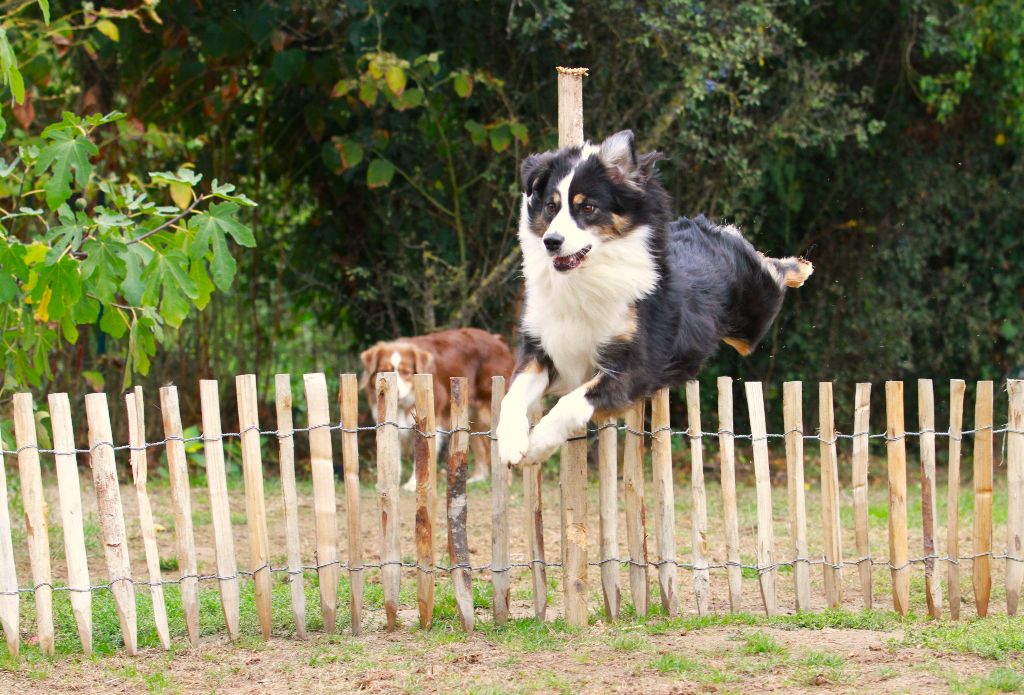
[901,615,1024,660]
[739,631,787,655]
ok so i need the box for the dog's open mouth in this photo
[552,245,591,272]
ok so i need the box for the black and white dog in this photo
[496,130,812,466]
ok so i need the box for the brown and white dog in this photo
[360,327,514,490]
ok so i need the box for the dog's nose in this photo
[543,233,564,252]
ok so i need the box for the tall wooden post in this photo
[556,65,591,628]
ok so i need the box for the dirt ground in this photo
[1,441,1022,692]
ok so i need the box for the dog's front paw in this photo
[522,416,564,466]
[496,411,530,466]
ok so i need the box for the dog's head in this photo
[359,341,435,414]
[518,130,667,274]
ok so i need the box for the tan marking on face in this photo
[723,337,753,357]
[573,193,586,206]
[611,213,630,234]
[551,190,561,205]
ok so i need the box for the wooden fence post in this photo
[159,385,200,647]
[717,377,743,611]
[918,379,942,619]
[973,381,993,617]
[275,375,307,639]
[561,425,589,627]
[598,414,620,620]
[686,381,711,616]
[0,430,19,657]
[651,387,677,616]
[376,372,403,631]
[339,374,364,635]
[303,373,339,633]
[85,393,138,655]
[490,376,511,625]
[413,374,438,630]
[885,381,910,616]
[623,399,649,616]
[126,388,171,650]
[236,374,273,639]
[783,381,811,612]
[448,377,474,631]
[851,383,872,610]
[49,392,93,654]
[818,382,843,609]
[946,379,966,620]
[198,380,241,641]
[746,382,777,616]
[13,392,54,656]
[1006,379,1024,615]
[523,442,548,620]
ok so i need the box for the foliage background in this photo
[1,0,1021,432]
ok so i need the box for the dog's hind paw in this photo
[780,257,814,288]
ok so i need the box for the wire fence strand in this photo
[1,421,1020,458]
[3,550,1021,597]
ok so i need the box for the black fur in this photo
[514,130,807,416]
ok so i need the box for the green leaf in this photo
[393,87,423,111]
[366,159,395,189]
[37,0,50,24]
[335,138,363,170]
[0,274,17,302]
[453,72,473,99]
[150,168,202,186]
[271,49,306,83]
[72,296,99,324]
[44,220,84,264]
[210,180,257,207]
[99,304,128,339]
[208,230,237,291]
[140,249,198,328]
[465,120,487,146]
[331,78,357,97]
[0,238,29,281]
[30,256,81,321]
[80,236,127,303]
[189,259,214,310]
[359,80,378,107]
[121,244,151,305]
[0,28,25,105]
[35,130,98,210]
[510,122,529,145]
[489,124,512,153]
[191,202,256,250]
[385,65,406,96]
[94,19,119,42]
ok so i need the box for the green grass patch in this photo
[950,667,1024,694]
[739,631,787,655]
[902,615,1024,660]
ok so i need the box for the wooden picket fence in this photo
[0,373,1022,657]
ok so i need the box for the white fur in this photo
[518,164,659,394]
[497,366,549,465]
[522,383,594,465]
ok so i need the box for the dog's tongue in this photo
[553,254,583,271]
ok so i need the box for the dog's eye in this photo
[581,203,596,214]
[544,201,557,213]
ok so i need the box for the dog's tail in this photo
[772,256,814,288]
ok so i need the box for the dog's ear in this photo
[412,346,435,375]
[358,346,379,390]
[599,130,638,184]
[520,151,556,197]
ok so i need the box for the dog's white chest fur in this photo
[520,213,659,393]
